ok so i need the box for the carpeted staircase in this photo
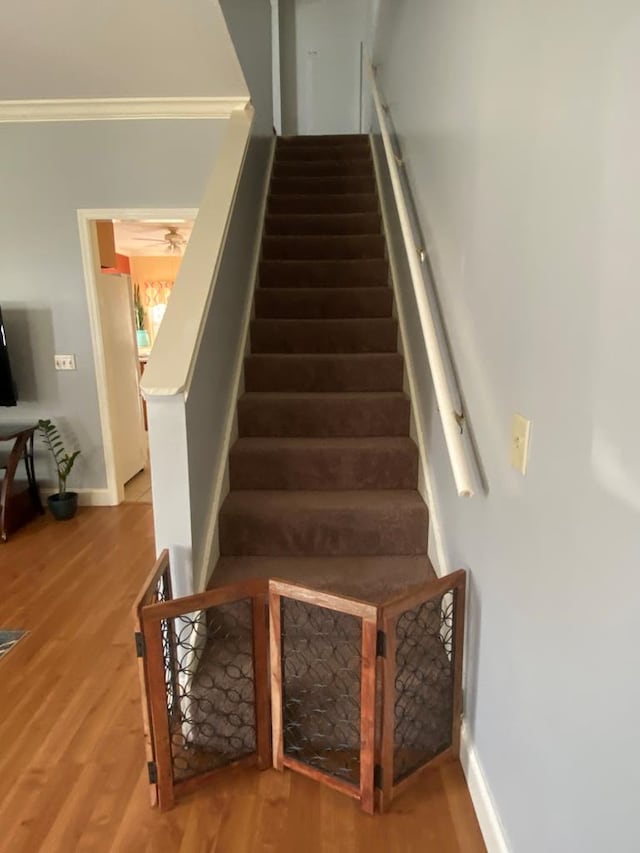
[211,134,435,603]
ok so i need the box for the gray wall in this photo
[278,0,298,135]
[372,2,640,851]
[0,0,247,100]
[220,0,274,136]
[0,119,225,489]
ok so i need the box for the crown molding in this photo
[0,96,251,123]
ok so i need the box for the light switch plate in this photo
[510,413,531,475]
[54,354,76,371]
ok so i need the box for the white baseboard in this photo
[40,487,115,507]
[198,134,277,590]
[460,722,511,853]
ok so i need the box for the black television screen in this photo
[0,307,17,407]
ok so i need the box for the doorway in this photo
[78,208,197,505]
[279,0,368,136]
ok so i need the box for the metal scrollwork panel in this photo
[280,598,362,787]
[166,598,257,782]
[393,591,457,783]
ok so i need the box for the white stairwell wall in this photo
[142,0,274,598]
[369,2,640,852]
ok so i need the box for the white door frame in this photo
[77,208,198,505]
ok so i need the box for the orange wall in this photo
[129,255,182,344]
[129,255,182,306]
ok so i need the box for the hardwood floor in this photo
[0,504,486,852]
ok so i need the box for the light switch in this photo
[510,413,531,475]
[54,354,77,371]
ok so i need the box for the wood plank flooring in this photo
[0,504,486,852]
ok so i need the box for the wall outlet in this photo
[510,413,531,475]
[54,354,77,371]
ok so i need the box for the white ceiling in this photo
[113,220,195,257]
[0,0,248,101]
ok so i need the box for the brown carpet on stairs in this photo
[212,134,435,603]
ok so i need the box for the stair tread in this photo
[238,391,410,437]
[268,194,379,215]
[229,436,419,490]
[278,134,369,144]
[252,316,395,322]
[220,489,428,556]
[263,234,383,242]
[269,193,377,201]
[273,161,374,176]
[244,352,404,392]
[260,258,388,288]
[245,351,398,360]
[262,233,385,260]
[265,213,381,236]
[265,212,380,219]
[250,317,397,354]
[272,178,375,189]
[209,555,437,602]
[240,390,409,400]
[254,286,392,313]
[231,436,416,450]
[276,148,372,159]
[222,489,426,509]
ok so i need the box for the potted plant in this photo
[37,419,81,520]
[134,285,150,348]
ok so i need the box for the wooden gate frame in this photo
[134,560,466,814]
[377,569,466,811]
[138,575,271,811]
[132,549,173,808]
[268,580,379,815]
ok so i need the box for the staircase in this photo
[211,134,435,602]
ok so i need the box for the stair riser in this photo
[271,176,376,195]
[219,503,428,557]
[244,355,404,392]
[278,134,369,147]
[265,213,381,236]
[276,147,372,162]
[254,288,393,319]
[268,195,378,215]
[229,445,418,490]
[273,160,374,178]
[238,396,410,437]
[250,319,397,354]
[262,235,385,260]
[260,259,388,287]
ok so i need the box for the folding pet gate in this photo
[133,551,466,814]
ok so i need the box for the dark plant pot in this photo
[47,492,79,521]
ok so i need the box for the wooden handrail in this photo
[141,106,254,399]
[367,64,476,498]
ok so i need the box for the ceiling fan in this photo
[133,225,187,255]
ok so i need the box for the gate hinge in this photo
[376,629,386,658]
[374,764,383,789]
[147,761,158,785]
[135,632,145,658]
